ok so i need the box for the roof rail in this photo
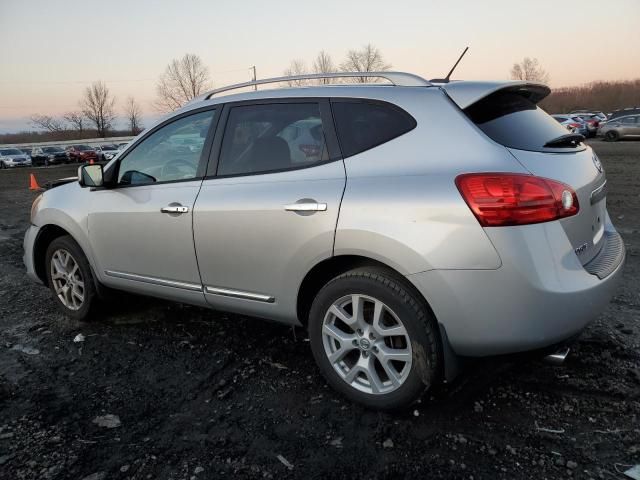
[195,71,432,101]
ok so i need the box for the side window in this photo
[217,103,328,176]
[331,101,416,158]
[621,116,637,124]
[117,109,215,186]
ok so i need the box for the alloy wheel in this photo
[322,294,412,395]
[50,249,85,310]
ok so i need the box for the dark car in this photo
[66,144,98,163]
[31,146,70,166]
[608,107,640,122]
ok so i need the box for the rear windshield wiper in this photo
[544,133,585,148]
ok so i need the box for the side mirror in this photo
[78,164,104,187]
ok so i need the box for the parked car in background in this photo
[570,110,607,122]
[0,147,32,168]
[95,144,120,162]
[21,147,33,159]
[65,145,98,163]
[551,114,588,136]
[24,72,625,409]
[599,115,640,141]
[608,107,640,122]
[117,143,129,151]
[31,146,69,166]
[570,113,602,137]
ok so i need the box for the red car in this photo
[65,144,98,163]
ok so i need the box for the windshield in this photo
[75,145,91,151]
[0,149,22,155]
[464,90,583,152]
[43,147,64,153]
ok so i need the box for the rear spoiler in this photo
[440,80,551,110]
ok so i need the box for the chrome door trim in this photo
[104,270,203,291]
[204,286,275,303]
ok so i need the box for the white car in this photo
[94,144,120,162]
[0,148,32,168]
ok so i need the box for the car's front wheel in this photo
[309,268,441,410]
[45,235,97,320]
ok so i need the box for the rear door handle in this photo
[161,204,189,214]
[284,202,327,212]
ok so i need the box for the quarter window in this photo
[217,103,328,176]
[117,109,215,185]
[331,101,416,158]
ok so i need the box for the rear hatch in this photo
[444,81,607,265]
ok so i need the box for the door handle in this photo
[284,202,327,212]
[161,205,189,214]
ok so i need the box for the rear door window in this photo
[464,89,582,152]
[217,103,329,176]
[331,100,416,158]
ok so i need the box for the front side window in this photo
[118,109,215,185]
[621,116,637,124]
[217,103,328,176]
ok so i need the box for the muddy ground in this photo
[0,141,638,480]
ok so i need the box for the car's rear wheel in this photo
[605,130,619,142]
[309,268,441,410]
[45,235,97,321]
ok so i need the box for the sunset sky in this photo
[1,0,638,133]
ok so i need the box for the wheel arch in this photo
[33,224,72,285]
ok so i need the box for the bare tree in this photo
[63,111,86,133]
[155,53,211,112]
[312,51,336,84]
[81,81,116,137]
[510,57,550,84]
[124,97,143,135]
[340,44,391,83]
[283,59,308,86]
[30,114,66,133]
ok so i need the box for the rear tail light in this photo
[455,173,579,227]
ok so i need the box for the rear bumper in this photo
[23,224,42,284]
[407,220,625,357]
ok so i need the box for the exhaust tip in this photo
[543,347,570,366]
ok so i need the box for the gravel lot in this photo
[0,141,638,480]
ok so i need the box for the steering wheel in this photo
[160,158,197,180]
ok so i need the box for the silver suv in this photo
[24,72,625,409]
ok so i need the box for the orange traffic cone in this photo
[29,173,40,191]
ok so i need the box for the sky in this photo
[1,0,638,133]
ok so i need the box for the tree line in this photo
[6,50,638,146]
[29,82,143,139]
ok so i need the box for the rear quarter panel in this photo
[334,88,525,274]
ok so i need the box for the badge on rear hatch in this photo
[593,153,603,173]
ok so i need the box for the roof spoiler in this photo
[440,81,551,110]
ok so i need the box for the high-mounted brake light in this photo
[455,173,579,227]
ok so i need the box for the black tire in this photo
[605,130,619,142]
[0,161,5,169]
[44,158,49,167]
[45,235,98,321]
[308,268,442,410]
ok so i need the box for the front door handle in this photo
[284,201,327,212]
[161,204,189,214]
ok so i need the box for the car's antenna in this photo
[430,46,469,83]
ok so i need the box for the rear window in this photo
[331,100,416,158]
[464,90,580,152]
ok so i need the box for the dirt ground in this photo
[0,141,638,480]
